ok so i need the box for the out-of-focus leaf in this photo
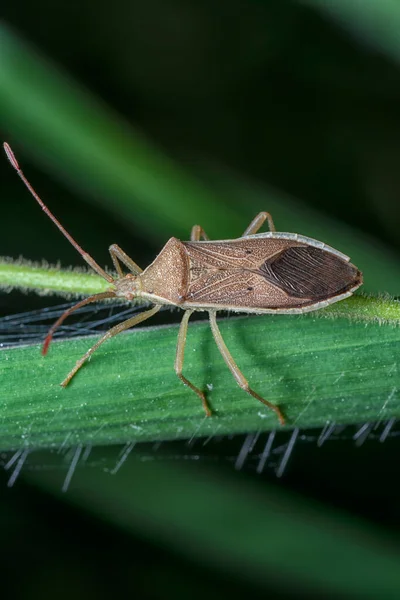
[25,453,400,599]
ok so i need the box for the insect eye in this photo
[245,250,252,255]
[247,286,254,291]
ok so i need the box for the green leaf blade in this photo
[1,311,399,451]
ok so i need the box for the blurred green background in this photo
[1,1,400,598]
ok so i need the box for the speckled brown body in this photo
[138,238,188,305]
[137,233,362,314]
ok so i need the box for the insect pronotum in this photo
[4,143,363,425]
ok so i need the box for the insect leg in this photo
[208,311,285,425]
[242,211,276,236]
[190,225,210,241]
[109,244,143,277]
[60,304,161,387]
[175,309,212,416]
[42,291,117,355]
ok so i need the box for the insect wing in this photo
[183,237,362,310]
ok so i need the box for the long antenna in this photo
[3,142,114,283]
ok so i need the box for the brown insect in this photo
[4,143,363,425]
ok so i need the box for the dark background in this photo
[1,1,400,598]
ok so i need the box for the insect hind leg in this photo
[175,309,212,416]
[242,211,276,236]
[208,310,285,425]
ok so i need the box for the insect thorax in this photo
[138,237,189,305]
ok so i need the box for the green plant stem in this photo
[1,257,400,324]
[0,258,110,296]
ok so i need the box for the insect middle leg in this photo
[61,304,161,387]
[109,244,143,278]
[175,309,212,416]
[190,225,209,241]
[208,310,285,425]
[242,211,276,236]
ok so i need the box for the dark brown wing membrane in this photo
[258,246,361,299]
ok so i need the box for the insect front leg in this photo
[61,305,161,387]
[175,309,212,416]
[109,244,143,278]
[190,225,210,241]
[42,291,116,355]
[242,211,276,236]
[208,311,285,425]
